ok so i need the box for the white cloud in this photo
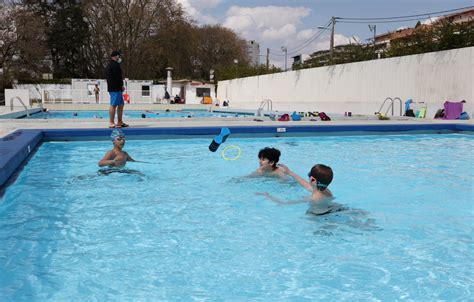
[180,3,354,69]
[176,0,221,24]
[262,24,296,41]
[223,6,311,40]
[422,16,441,25]
[187,0,222,10]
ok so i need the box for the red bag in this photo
[318,112,331,121]
[278,114,290,121]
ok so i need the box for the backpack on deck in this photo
[434,109,445,119]
[405,109,415,117]
[318,112,331,121]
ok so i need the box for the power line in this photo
[268,19,332,56]
[286,30,328,56]
[338,6,472,21]
[285,19,332,53]
[338,17,439,24]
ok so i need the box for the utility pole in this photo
[330,16,336,63]
[266,48,269,70]
[369,25,377,59]
[281,46,287,71]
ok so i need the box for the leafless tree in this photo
[0,3,48,87]
[83,0,186,79]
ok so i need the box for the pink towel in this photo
[443,101,464,120]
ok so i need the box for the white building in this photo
[71,78,153,103]
[246,40,260,66]
[161,80,216,105]
[14,78,216,104]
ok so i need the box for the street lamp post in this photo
[281,46,287,71]
[369,25,377,59]
[330,16,336,61]
[317,23,335,64]
[233,59,238,78]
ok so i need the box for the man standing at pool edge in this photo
[106,50,128,128]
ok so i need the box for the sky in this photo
[176,0,473,67]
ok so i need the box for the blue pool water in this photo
[0,134,473,300]
[24,110,251,119]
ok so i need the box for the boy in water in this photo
[258,163,341,215]
[98,129,135,167]
[249,147,286,178]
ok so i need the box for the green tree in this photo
[192,25,249,81]
[215,63,281,81]
[48,1,90,78]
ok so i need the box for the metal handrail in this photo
[258,99,272,111]
[393,97,402,116]
[10,96,30,117]
[376,97,402,116]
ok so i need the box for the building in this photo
[157,79,216,105]
[375,8,473,49]
[37,79,215,104]
[246,40,260,66]
[291,54,311,67]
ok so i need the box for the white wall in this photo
[15,84,71,101]
[217,47,473,117]
[4,89,30,107]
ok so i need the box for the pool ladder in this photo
[10,96,30,117]
[257,99,273,116]
[376,97,402,116]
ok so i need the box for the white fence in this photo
[217,47,473,117]
[42,89,160,104]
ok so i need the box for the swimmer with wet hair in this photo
[257,163,339,215]
[249,147,286,178]
[279,163,333,202]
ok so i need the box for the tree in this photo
[48,1,90,78]
[82,0,188,79]
[192,25,248,81]
[215,63,281,81]
[0,3,48,88]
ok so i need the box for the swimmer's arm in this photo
[256,192,306,205]
[125,152,136,162]
[98,151,117,167]
[247,169,262,178]
[279,164,313,192]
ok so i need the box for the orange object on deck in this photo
[201,96,212,104]
[123,93,130,103]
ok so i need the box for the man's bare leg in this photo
[117,104,124,125]
[109,105,117,127]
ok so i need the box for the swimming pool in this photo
[21,110,253,119]
[0,133,473,300]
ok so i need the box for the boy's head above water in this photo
[258,147,281,168]
[111,129,125,141]
[111,129,126,148]
[308,164,333,191]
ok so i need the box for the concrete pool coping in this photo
[1,118,473,188]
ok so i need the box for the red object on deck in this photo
[123,93,130,103]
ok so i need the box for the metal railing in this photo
[376,97,402,116]
[41,89,156,104]
[258,99,273,111]
[10,96,30,117]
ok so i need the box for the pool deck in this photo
[1,109,473,137]
[2,104,474,138]
[1,116,473,137]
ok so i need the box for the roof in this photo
[375,8,473,42]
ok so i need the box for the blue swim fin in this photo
[209,127,231,152]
